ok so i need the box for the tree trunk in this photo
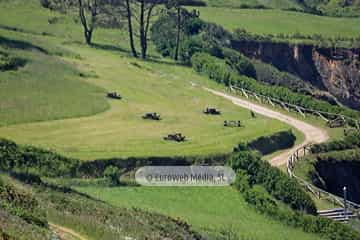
[85,30,92,45]
[139,0,146,59]
[125,0,138,58]
[78,0,96,45]
[174,7,181,61]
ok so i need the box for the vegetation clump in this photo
[235,130,296,155]
[0,51,26,71]
[229,151,360,240]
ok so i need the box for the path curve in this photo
[50,223,88,240]
[205,88,330,166]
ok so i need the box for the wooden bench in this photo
[204,107,221,115]
[164,133,186,142]
[107,92,122,100]
[142,112,161,121]
[224,120,242,128]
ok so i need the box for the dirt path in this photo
[49,223,88,240]
[205,88,330,166]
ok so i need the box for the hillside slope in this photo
[0,0,291,160]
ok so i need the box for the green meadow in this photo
[196,7,360,38]
[0,0,290,160]
[76,186,322,240]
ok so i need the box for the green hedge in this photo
[0,138,80,177]
[191,52,360,120]
[316,149,360,163]
[235,130,296,155]
[1,129,295,178]
[311,131,360,153]
[228,151,317,214]
[230,152,360,240]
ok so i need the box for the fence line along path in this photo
[204,87,329,166]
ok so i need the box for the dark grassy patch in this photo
[0,51,27,71]
[0,36,47,53]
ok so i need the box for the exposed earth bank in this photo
[231,40,360,110]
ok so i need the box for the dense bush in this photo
[0,178,47,227]
[228,151,317,214]
[151,9,233,63]
[0,138,80,177]
[191,52,360,120]
[235,130,296,155]
[252,59,313,94]
[103,165,121,186]
[230,152,360,240]
[311,131,360,153]
[316,149,360,163]
[0,52,26,71]
[151,9,205,61]
[222,48,256,79]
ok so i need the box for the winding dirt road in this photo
[205,88,330,166]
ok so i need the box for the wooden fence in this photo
[228,85,360,212]
[287,144,360,212]
[229,85,360,129]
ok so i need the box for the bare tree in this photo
[125,0,161,59]
[78,0,99,45]
[125,0,138,57]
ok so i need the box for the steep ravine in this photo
[231,40,360,110]
[313,160,360,204]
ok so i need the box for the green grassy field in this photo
[76,186,322,240]
[77,187,319,240]
[0,0,291,160]
[196,7,360,38]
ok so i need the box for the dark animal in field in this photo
[204,107,221,115]
[143,112,161,121]
[107,92,122,100]
[164,133,186,142]
[224,120,242,127]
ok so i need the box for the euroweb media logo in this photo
[135,166,236,186]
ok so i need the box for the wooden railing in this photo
[287,145,360,212]
[229,85,360,129]
[227,85,360,211]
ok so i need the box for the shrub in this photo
[311,131,360,153]
[245,130,296,155]
[228,151,317,214]
[40,0,51,8]
[0,138,80,177]
[230,155,360,240]
[222,48,256,79]
[103,165,121,186]
[0,180,47,227]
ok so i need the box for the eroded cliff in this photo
[231,40,360,110]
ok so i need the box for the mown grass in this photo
[196,7,360,38]
[0,43,290,159]
[0,0,291,160]
[76,186,322,240]
[0,35,109,126]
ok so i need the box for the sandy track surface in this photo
[205,88,330,166]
